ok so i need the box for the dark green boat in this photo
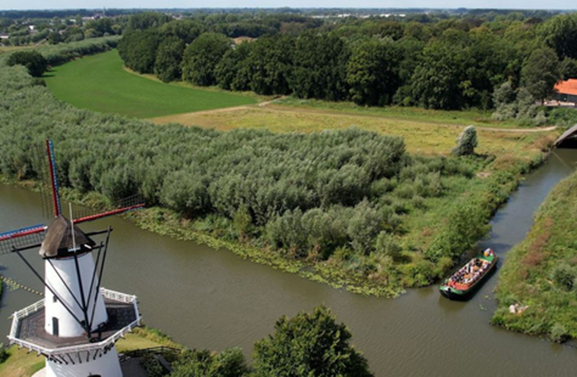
[439,248,498,300]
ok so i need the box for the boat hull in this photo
[439,251,498,300]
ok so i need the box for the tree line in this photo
[118,12,577,113]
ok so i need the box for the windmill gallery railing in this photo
[8,288,141,357]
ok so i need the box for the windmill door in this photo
[52,317,59,336]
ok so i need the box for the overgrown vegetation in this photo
[493,170,577,342]
[1,51,552,296]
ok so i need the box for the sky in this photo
[0,1,575,11]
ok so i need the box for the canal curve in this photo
[1,149,576,376]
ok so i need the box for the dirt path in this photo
[150,100,558,133]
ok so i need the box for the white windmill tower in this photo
[0,140,145,377]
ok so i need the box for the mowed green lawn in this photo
[44,49,258,118]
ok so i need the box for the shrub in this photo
[347,201,382,255]
[452,125,478,156]
[551,263,576,291]
[0,343,9,363]
[7,50,48,77]
[375,231,401,259]
[550,323,569,343]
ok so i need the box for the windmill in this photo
[0,140,145,377]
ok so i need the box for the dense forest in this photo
[116,11,577,119]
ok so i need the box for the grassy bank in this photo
[44,49,259,118]
[492,170,577,342]
[0,327,178,377]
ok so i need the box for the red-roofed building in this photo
[554,79,577,105]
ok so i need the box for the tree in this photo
[154,36,185,82]
[452,125,478,156]
[128,12,171,31]
[118,29,163,74]
[346,39,402,106]
[253,306,373,377]
[215,41,253,90]
[172,348,248,377]
[246,35,295,95]
[47,31,62,45]
[291,32,350,101]
[160,19,204,43]
[560,57,577,80]
[410,39,468,109]
[539,13,577,59]
[182,32,231,86]
[7,50,48,77]
[520,47,560,103]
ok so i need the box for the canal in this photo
[1,149,576,376]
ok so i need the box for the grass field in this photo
[44,50,259,118]
[153,104,558,157]
[274,98,525,128]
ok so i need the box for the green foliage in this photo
[374,231,401,259]
[539,13,577,59]
[1,44,536,296]
[292,32,350,101]
[215,42,252,91]
[426,201,490,262]
[141,353,166,377]
[160,19,205,44]
[246,35,295,95]
[6,50,47,77]
[253,306,373,377]
[128,12,171,31]
[347,39,401,106]
[452,125,478,156]
[494,170,577,341]
[551,263,576,291]
[520,47,560,102]
[118,29,162,74]
[549,323,569,343]
[182,33,231,86]
[0,344,8,364]
[172,348,248,377]
[154,37,185,83]
[546,107,577,129]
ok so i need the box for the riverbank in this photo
[493,168,577,342]
[0,327,180,377]
[0,143,548,298]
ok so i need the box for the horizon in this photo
[2,5,577,12]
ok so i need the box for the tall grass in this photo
[493,169,577,342]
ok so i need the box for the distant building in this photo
[554,79,577,106]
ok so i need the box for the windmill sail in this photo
[0,139,145,254]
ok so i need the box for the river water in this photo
[1,149,576,376]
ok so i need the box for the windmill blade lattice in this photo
[0,225,46,255]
